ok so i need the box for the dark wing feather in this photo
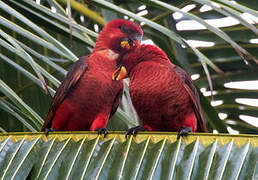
[174,66,207,132]
[109,88,123,118]
[42,57,88,131]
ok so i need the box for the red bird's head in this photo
[93,19,143,54]
[112,44,169,80]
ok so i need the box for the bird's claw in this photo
[97,128,108,137]
[177,126,192,140]
[125,126,146,138]
[45,128,56,136]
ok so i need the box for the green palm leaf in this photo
[0,132,257,179]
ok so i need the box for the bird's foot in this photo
[177,126,192,140]
[96,128,108,137]
[125,126,146,138]
[45,128,56,136]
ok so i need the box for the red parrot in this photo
[42,20,143,135]
[112,44,207,138]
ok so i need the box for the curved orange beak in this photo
[112,66,127,81]
[120,39,141,50]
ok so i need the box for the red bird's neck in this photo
[122,44,172,75]
[93,39,108,53]
[136,45,169,61]
[93,49,119,61]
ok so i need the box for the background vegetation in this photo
[0,0,257,134]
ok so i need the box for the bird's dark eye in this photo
[119,25,134,34]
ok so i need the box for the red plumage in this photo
[115,44,207,137]
[42,20,143,133]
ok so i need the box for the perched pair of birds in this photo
[42,20,207,138]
